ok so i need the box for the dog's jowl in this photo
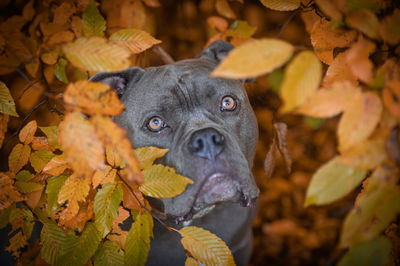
[91,41,259,266]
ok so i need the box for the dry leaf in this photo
[215,0,236,19]
[322,50,358,87]
[110,29,162,54]
[379,9,400,46]
[207,16,228,32]
[315,0,342,20]
[9,144,31,174]
[346,9,379,39]
[0,114,8,148]
[259,0,300,11]
[0,81,19,117]
[382,81,400,120]
[0,172,24,210]
[42,155,68,176]
[19,120,37,145]
[346,39,376,84]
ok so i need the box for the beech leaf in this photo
[110,29,162,54]
[18,120,37,144]
[63,37,131,72]
[82,0,106,37]
[340,165,400,248]
[40,222,68,265]
[379,9,400,45]
[0,81,18,117]
[259,0,300,11]
[93,241,124,266]
[43,155,68,176]
[54,58,69,84]
[225,20,257,39]
[305,157,367,206]
[8,144,31,174]
[134,146,169,170]
[46,175,69,212]
[179,226,235,266]
[39,126,60,149]
[215,0,236,19]
[139,164,193,198]
[338,92,382,152]
[64,80,124,116]
[280,51,322,113]
[29,150,55,173]
[125,211,153,266]
[211,39,294,79]
[346,9,379,39]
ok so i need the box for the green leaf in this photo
[0,81,19,117]
[340,165,400,248]
[267,69,283,94]
[139,164,193,198]
[338,236,393,266]
[280,50,322,113]
[29,150,55,172]
[46,175,69,212]
[58,223,102,266]
[39,126,60,149]
[0,204,14,229]
[94,183,123,237]
[21,208,34,239]
[125,211,153,266]
[41,222,68,265]
[15,180,44,193]
[134,146,168,170]
[304,157,367,206]
[83,0,106,37]
[93,240,124,266]
[15,170,34,181]
[54,58,69,84]
[345,0,380,12]
[225,20,257,38]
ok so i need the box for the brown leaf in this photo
[122,181,144,211]
[315,0,342,20]
[260,0,300,11]
[109,206,130,249]
[382,81,400,120]
[274,122,292,174]
[310,19,357,64]
[22,0,35,21]
[264,135,277,178]
[0,172,24,210]
[346,9,379,39]
[0,114,9,149]
[346,39,376,84]
[25,189,43,209]
[58,112,105,176]
[207,16,228,32]
[215,0,236,19]
[338,92,382,152]
[42,155,68,176]
[110,29,162,54]
[379,9,400,46]
[8,144,31,174]
[386,127,400,166]
[71,16,84,37]
[53,2,76,26]
[322,50,358,87]
[64,80,124,116]
[92,165,117,188]
[91,115,142,183]
[142,0,161,7]
[40,51,59,65]
[297,81,362,118]
[31,136,55,151]
[19,120,37,145]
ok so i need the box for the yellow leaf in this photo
[43,155,68,176]
[179,226,235,266]
[211,38,294,79]
[305,157,367,207]
[0,81,18,117]
[297,82,362,118]
[91,115,142,183]
[8,144,31,174]
[92,166,117,188]
[280,51,322,113]
[338,92,382,152]
[139,164,193,198]
[346,9,379,39]
[18,120,37,144]
[340,166,400,248]
[110,29,162,54]
[259,0,300,11]
[63,37,131,72]
[64,80,124,116]
[322,51,358,87]
[185,257,199,266]
[58,112,105,176]
[29,150,55,173]
[57,174,91,218]
[215,0,236,19]
[134,146,168,170]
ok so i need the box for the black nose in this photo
[189,128,225,160]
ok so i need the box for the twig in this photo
[152,46,175,64]
[276,9,301,38]
[16,80,40,101]
[116,172,172,231]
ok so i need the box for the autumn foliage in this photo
[0,0,400,265]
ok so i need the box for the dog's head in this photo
[91,41,259,223]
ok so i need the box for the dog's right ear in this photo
[89,67,145,97]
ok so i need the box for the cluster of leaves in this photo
[0,0,238,265]
[212,0,400,264]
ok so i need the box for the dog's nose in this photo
[189,128,225,160]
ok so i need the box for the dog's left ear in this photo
[198,40,254,83]
[197,40,234,63]
[89,67,145,97]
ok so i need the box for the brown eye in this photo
[221,96,236,111]
[147,117,166,132]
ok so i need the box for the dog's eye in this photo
[147,116,167,132]
[221,96,237,111]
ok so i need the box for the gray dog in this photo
[91,41,259,266]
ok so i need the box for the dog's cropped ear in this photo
[89,67,144,97]
[197,40,234,63]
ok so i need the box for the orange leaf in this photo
[215,0,236,19]
[383,81,400,120]
[338,92,382,152]
[31,136,55,151]
[91,115,142,183]
[310,19,357,64]
[207,16,229,32]
[379,9,400,46]
[19,120,37,145]
[8,144,31,174]
[92,166,117,188]
[346,39,376,84]
[110,29,162,54]
[315,0,342,20]
[58,112,105,177]
[64,80,124,116]
[0,114,9,149]
[322,51,358,87]
[109,207,130,249]
[42,155,68,176]
[105,145,124,168]
[346,9,379,39]
[297,82,362,118]
[122,181,144,211]
[25,189,43,209]
[0,172,24,210]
